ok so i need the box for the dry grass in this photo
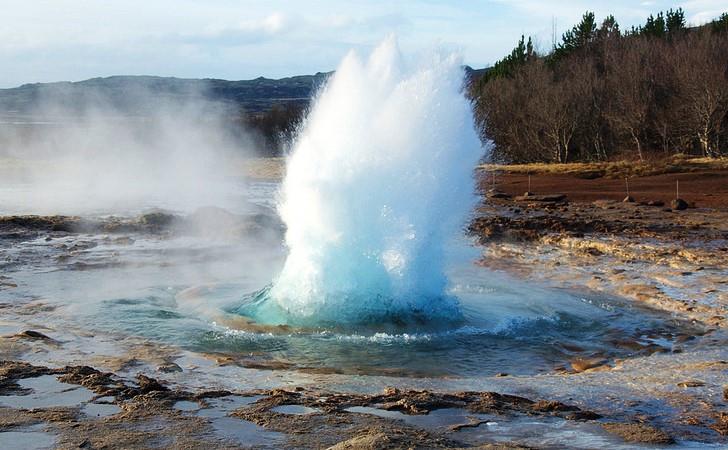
[0,156,288,180]
[239,157,286,179]
[479,155,728,179]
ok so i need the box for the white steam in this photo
[0,85,253,215]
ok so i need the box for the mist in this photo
[0,83,257,216]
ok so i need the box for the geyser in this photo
[243,38,483,326]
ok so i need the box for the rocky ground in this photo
[470,190,728,329]
[0,356,699,449]
[1,166,728,448]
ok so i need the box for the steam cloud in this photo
[0,83,255,215]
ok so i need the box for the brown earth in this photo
[484,169,728,208]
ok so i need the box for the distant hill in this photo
[0,73,331,116]
[464,66,490,83]
[0,67,487,118]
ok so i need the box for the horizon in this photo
[0,73,331,90]
[0,1,726,89]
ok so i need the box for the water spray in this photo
[240,37,483,326]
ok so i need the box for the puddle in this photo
[0,424,56,450]
[183,395,284,446]
[0,375,94,409]
[196,395,264,419]
[270,404,320,415]
[82,402,122,418]
[0,323,22,335]
[346,407,709,450]
[456,416,635,450]
[173,400,200,412]
[206,416,285,447]
[345,406,492,429]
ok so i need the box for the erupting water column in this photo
[264,38,483,326]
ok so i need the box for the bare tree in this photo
[469,10,728,163]
[604,38,654,160]
[673,30,728,156]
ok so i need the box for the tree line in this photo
[471,10,728,163]
[241,102,306,156]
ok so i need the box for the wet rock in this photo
[671,198,688,210]
[382,387,400,396]
[240,358,295,371]
[464,445,533,450]
[565,410,602,421]
[468,392,534,414]
[193,389,232,400]
[676,380,705,388]
[712,412,728,435]
[326,432,391,449]
[138,211,178,228]
[0,215,82,233]
[57,366,118,394]
[157,362,183,373]
[379,391,465,414]
[28,407,79,423]
[611,339,645,352]
[647,200,665,207]
[623,196,635,203]
[531,400,578,413]
[17,330,53,341]
[570,357,607,373]
[136,374,169,394]
[602,422,674,445]
[448,418,491,431]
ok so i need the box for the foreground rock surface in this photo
[470,197,728,328]
[0,361,613,449]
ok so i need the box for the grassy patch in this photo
[479,155,728,179]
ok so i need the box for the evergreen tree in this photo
[597,15,620,40]
[665,8,686,34]
[712,13,728,33]
[561,11,597,51]
[484,35,536,81]
[548,11,598,63]
[642,12,666,38]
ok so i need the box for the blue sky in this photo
[0,1,725,87]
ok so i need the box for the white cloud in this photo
[680,0,727,24]
[0,1,725,87]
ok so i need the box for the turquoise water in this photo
[0,181,703,379]
[5,239,697,378]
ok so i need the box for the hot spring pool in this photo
[0,185,703,381]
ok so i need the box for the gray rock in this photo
[671,198,688,210]
[515,194,567,203]
[158,362,183,373]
